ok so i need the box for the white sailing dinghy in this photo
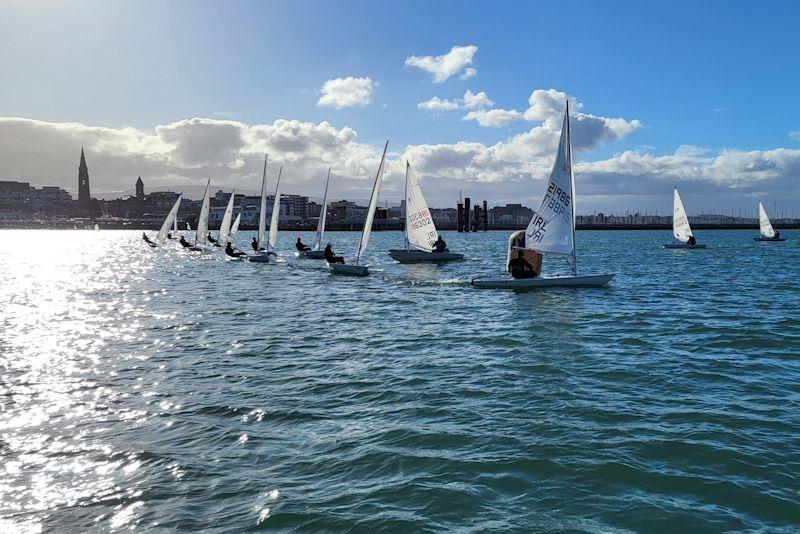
[298,168,331,259]
[663,187,706,249]
[266,167,283,256]
[215,190,236,247]
[189,179,211,251]
[250,155,271,263]
[754,201,785,241]
[329,141,389,277]
[229,212,242,242]
[472,104,614,289]
[156,194,183,246]
[168,210,179,239]
[389,161,463,263]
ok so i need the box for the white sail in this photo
[173,211,178,235]
[312,169,331,251]
[229,212,242,241]
[257,155,268,250]
[195,180,211,246]
[523,104,576,261]
[356,141,389,262]
[268,167,282,251]
[404,162,438,251]
[218,190,236,244]
[186,222,191,231]
[157,193,183,243]
[672,187,693,243]
[758,201,776,238]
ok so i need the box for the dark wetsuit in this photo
[225,243,246,257]
[143,233,156,245]
[296,239,311,251]
[324,245,344,264]
[208,233,218,244]
[432,237,446,252]
[508,257,537,279]
[687,236,696,246]
[775,230,781,239]
[179,236,191,248]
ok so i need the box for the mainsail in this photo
[157,194,182,243]
[195,179,211,246]
[758,201,776,238]
[218,190,236,244]
[229,212,242,241]
[268,167,282,251]
[523,103,576,270]
[404,162,438,251]
[672,187,693,243]
[312,168,331,251]
[256,155,268,250]
[356,141,389,262]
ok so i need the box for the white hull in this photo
[472,273,614,289]
[296,250,326,259]
[328,263,369,277]
[248,252,270,263]
[754,237,786,242]
[663,243,707,249]
[388,249,464,263]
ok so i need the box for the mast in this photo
[355,140,389,265]
[404,161,410,250]
[566,101,577,275]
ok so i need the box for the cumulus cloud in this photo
[459,67,477,80]
[317,76,376,109]
[404,45,478,83]
[417,89,493,115]
[461,108,523,127]
[462,90,493,109]
[416,96,460,112]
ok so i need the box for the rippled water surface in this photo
[1,229,799,532]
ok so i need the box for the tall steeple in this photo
[78,147,91,210]
[135,176,144,199]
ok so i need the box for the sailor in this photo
[208,232,218,244]
[225,242,246,258]
[774,230,781,239]
[142,233,155,245]
[432,235,447,253]
[324,243,345,264]
[251,237,262,252]
[179,235,191,248]
[296,237,311,251]
[687,235,697,246]
[508,250,537,279]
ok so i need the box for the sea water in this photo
[1,229,799,531]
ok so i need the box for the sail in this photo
[257,155,268,249]
[523,105,575,256]
[357,141,389,261]
[157,194,182,243]
[313,169,331,251]
[229,212,242,241]
[758,201,776,238]
[268,167,282,250]
[218,190,236,244]
[672,187,693,242]
[404,162,438,251]
[195,180,211,246]
[173,211,178,234]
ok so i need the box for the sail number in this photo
[544,183,571,222]
[526,213,548,243]
[408,208,433,231]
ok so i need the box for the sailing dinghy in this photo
[663,187,706,249]
[472,104,614,289]
[329,141,389,277]
[389,162,463,263]
[215,190,236,247]
[265,167,283,256]
[249,155,271,263]
[156,194,183,246]
[754,201,785,241]
[298,168,331,259]
[189,179,211,251]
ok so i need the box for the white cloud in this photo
[404,45,478,83]
[462,90,493,109]
[459,67,477,80]
[416,96,460,112]
[462,108,523,127]
[317,76,376,109]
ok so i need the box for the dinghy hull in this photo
[388,249,464,263]
[249,252,270,263]
[328,263,369,277]
[472,273,614,289]
[753,237,786,242]
[296,250,326,259]
[663,244,707,249]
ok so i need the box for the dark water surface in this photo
[1,229,799,532]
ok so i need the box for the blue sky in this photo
[1,0,799,212]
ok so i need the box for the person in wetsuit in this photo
[207,232,218,245]
[774,230,781,239]
[225,242,246,257]
[432,235,446,253]
[687,235,697,246]
[252,237,265,252]
[296,237,311,251]
[324,243,345,264]
[179,235,191,248]
[142,233,155,245]
[508,250,537,279]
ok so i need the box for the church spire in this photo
[78,147,91,210]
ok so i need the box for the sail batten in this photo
[404,162,439,252]
[672,187,693,243]
[195,180,211,246]
[758,201,776,238]
[157,194,182,243]
[313,169,331,251]
[356,141,389,262]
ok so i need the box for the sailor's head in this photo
[296,236,301,242]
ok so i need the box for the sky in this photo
[1,0,799,215]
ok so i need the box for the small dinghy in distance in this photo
[389,162,463,263]
[663,187,706,249]
[329,141,388,277]
[156,193,183,246]
[753,201,786,242]
[215,190,236,247]
[249,155,271,263]
[297,168,331,260]
[472,103,614,290]
[189,180,211,251]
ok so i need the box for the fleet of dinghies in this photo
[143,100,790,290]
